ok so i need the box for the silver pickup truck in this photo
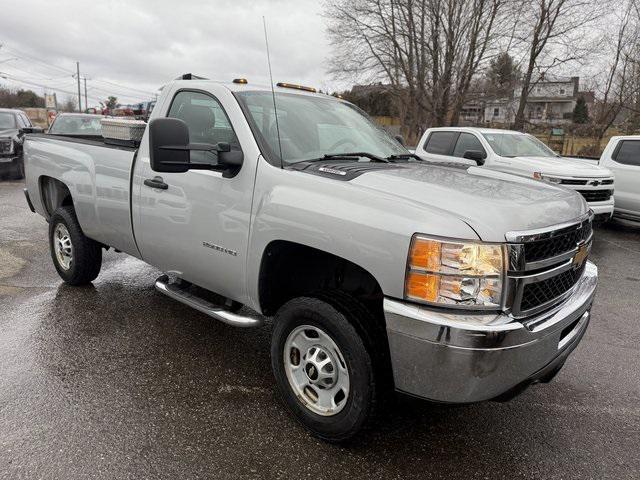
[24,77,597,442]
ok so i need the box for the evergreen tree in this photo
[487,52,519,97]
[573,97,589,124]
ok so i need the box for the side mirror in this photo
[20,127,44,135]
[462,150,486,166]
[149,117,191,173]
[394,134,406,147]
[149,117,243,176]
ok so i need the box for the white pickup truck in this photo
[416,127,616,222]
[571,136,640,222]
[23,77,597,441]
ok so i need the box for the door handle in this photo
[144,176,169,190]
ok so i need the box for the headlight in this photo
[533,172,562,184]
[405,236,505,309]
[0,138,13,154]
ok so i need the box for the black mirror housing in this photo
[394,134,406,147]
[462,150,486,166]
[20,126,44,135]
[149,117,244,176]
[149,117,191,173]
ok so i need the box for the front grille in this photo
[577,189,613,202]
[524,221,592,263]
[508,213,592,317]
[521,264,585,311]
[560,179,587,185]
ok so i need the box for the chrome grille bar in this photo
[505,211,594,318]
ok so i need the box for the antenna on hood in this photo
[263,16,284,169]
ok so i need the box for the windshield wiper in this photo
[322,152,389,163]
[386,153,422,161]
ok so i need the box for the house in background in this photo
[473,76,583,126]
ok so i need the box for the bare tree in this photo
[587,0,640,150]
[511,0,602,130]
[325,0,505,142]
[60,96,77,112]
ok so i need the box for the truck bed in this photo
[24,133,141,257]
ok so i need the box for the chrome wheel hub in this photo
[54,223,73,270]
[284,325,349,416]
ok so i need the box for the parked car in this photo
[131,101,156,121]
[0,108,43,180]
[570,137,640,222]
[416,127,616,222]
[23,77,597,441]
[48,113,104,137]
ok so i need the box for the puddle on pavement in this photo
[0,248,27,279]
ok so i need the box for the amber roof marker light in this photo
[233,78,248,84]
[276,82,317,93]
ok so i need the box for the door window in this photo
[613,140,640,166]
[423,131,457,155]
[167,90,239,164]
[452,133,486,158]
[20,113,32,127]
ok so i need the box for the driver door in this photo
[134,88,255,300]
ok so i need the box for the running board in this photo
[154,275,263,328]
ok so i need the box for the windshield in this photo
[0,112,16,129]
[235,91,406,164]
[49,115,103,135]
[482,133,557,157]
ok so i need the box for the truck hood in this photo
[0,128,18,138]
[507,155,613,177]
[351,163,587,242]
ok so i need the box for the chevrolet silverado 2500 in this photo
[23,78,597,441]
[416,127,615,222]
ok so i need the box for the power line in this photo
[0,44,75,76]
[0,73,103,104]
[1,43,158,99]
[90,78,157,96]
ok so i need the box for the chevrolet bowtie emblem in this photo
[573,242,589,269]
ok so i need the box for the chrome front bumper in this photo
[589,200,614,218]
[384,261,597,403]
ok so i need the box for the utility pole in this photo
[76,61,82,112]
[83,77,88,110]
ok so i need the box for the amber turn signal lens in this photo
[405,271,439,302]
[409,237,441,271]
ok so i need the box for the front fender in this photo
[245,160,478,312]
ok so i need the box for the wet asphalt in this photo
[0,179,639,479]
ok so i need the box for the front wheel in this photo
[49,205,102,285]
[271,296,382,442]
[9,157,24,180]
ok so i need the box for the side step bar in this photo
[154,275,263,328]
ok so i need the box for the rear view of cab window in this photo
[613,140,640,166]
[423,131,457,155]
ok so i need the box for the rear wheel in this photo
[271,295,385,442]
[49,205,102,285]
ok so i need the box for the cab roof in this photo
[428,126,526,135]
[164,78,332,99]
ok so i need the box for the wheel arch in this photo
[39,176,74,220]
[257,240,385,321]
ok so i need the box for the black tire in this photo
[49,205,102,285]
[11,158,25,180]
[271,295,387,442]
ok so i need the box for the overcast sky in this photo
[0,0,337,106]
